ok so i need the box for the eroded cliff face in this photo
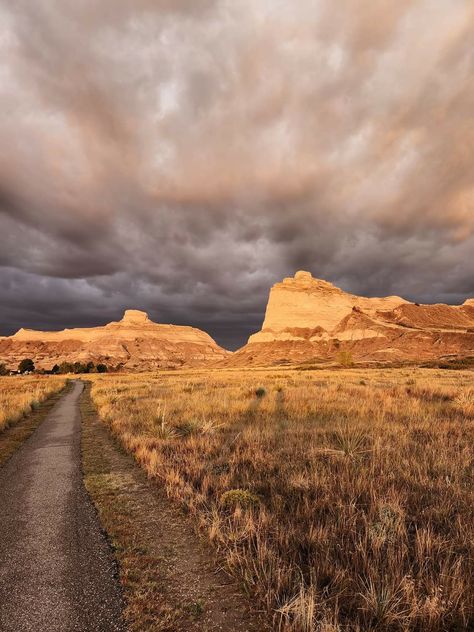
[229,271,474,366]
[250,271,407,343]
[0,310,230,370]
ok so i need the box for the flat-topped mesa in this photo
[1,309,230,370]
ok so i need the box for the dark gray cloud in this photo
[1,0,473,349]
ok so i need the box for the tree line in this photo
[0,359,109,375]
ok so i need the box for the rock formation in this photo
[0,310,230,371]
[227,271,474,366]
[2,277,474,371]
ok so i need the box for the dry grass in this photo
[89,368,474,631]
[0,376,67,433]
[81,385,266,632]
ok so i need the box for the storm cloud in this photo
[1,0,473,348]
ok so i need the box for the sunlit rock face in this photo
[0,311,230,371]
[228,271,474,366]
[120,309,150,325]
[250,271,407,342]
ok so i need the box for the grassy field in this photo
[89,368,473,631]
[0,376,67,433]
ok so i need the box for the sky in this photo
[0,0,473,350]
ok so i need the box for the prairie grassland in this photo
[0,376,67,433]
[90,368,474,631]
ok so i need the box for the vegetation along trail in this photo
[0,381,124,632]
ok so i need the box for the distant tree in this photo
[96,363,108,373]
[86,361,95,373]
[73,361,88,374]
[51,364,60,374]
[59,361,74,374]
[19,358,35,373]
[0,363,8,376]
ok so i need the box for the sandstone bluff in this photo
[226,271,474,366]
[1,274,474,370]
[0,309,229,370]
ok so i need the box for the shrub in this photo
[0,363,8,376]
[18,358,35,374]
[73,362,88,374]
[255,387,266,398]
[220,489,260,510]
[96,364,108,373]
[59,361,74,374]
[338,350,354,367]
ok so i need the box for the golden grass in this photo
[0,376,67,433]
[89,368,474,631]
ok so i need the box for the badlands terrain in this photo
[1,272,473,372]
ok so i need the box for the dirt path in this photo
[0,381,124,632]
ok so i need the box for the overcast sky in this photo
[1,1,473,349]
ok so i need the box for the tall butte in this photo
[226,271,474,366]
[0,310,230,371]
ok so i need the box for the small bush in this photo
[255,387,266,398]
[220,489,260,510]
[338,351,354,368]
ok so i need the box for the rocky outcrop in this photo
[227,271,474,366]
[0,310,230,370]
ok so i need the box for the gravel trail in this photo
[0,381,124,632]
